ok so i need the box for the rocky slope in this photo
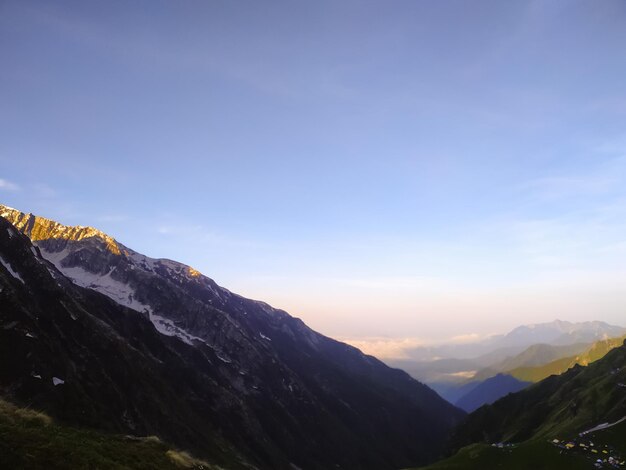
[0,205,465,469]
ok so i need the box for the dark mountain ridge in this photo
[454,374,531,413]
[0,205,464,469]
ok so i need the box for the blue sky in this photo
[2,1,626,352]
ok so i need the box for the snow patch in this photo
[579,415,626,436]
[147,312,205,345]
[259,333,272,341]
[40,248,70,266]
[6,228,13,238]
[41,250,150,312]
[52,377,64,386]
[40,248,205,346]
[216,353,232,364]
[128,251,158,272]
[0,256,24,284]
[25,332,34,338]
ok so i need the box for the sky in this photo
[2,0,626,356]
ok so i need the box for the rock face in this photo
[0,205,465,470]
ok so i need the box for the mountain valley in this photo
[0,205,464,469]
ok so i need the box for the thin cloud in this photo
[156,223,258,249]
[524,175,616,200]
[449,333,482,343]
[97,214,129,223]
[340,337,426,360]
[0,178,20,191]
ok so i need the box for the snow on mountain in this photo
[0,255,24,284]
[0,207,466,470]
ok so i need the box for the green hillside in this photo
[509,335,626,383]
[449,340,626,448]
[412,340,626,469]
[0,398,223,470]
[471,342,590,382]
[412,421,626,470]
[410,440,590,470]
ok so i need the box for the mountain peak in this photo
[0,204,121,255]
[0,204,465,469]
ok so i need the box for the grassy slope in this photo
[412,420,626,470]
[413,342,626,469]
[409,441,589,470]
[0,399,222,470]
[509,335,626,383]
[432,336,621,405]
[472,342,591,382]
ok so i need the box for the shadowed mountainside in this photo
[0,206,464,469]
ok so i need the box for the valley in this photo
[3,204,625,469]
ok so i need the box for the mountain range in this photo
[0,204,464,469]
[392,320,626,364]
[3,202,626,470]
[412,338,626,469]
[388,322,626,414]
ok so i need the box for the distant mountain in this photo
[428,380,481,405]
[427,335,626,408]
[392,320,625,366]
[413,341,626,469]
[450,339,626,450]
[502,319,625,348]
[508,334,626,383]
[471,342,592,382]
[0,205,464,469]
[389,323,624,409]
[454,374,531,413]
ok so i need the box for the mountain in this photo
[507,334,626,383]
[391,335,620,407]
[0,205,464,469]
[502,319,625,347]
[411,339,626,469]
[429,380,481,406]
[397,320,626,364]
[454,374,531,413]
[471,342,592,382]
[428,336,625,409]
[432,335,624,408]
[450,339,626,449]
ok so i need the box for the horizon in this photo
[3,200,625,360]
[2,1,626,353]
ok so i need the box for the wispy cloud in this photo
[341,332,487,359]
[97,214,129,223]
[31,183,57,199]
[449,333,482,343]
[0,178,20,191]
[523,175,616,200]
[155,223,258,249]
[520,155,626,202]
[340,337,426,359]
